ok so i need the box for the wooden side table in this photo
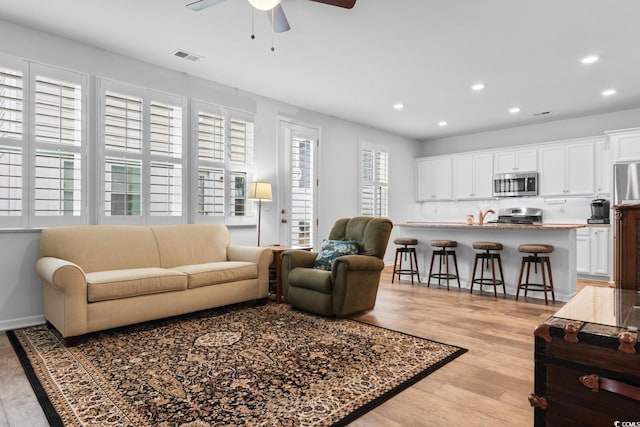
[263,245,312,303]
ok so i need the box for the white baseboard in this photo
[0,315,46,331]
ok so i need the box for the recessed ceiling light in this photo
[602,89,617,96]
[471,83,485,91]
[581,55,599,64]
[438,121,448,127]
[509,107,521,114]
[393,103,404,110]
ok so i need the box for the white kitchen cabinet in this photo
[576,228,591,274]
[452,153,493,199]
[539,141,594,196]
[493,148,537,174]
[594,138,612,195]
[576,227,611,277]
[591,227,610,276]
[416,157,452,201]
[606,127,640,162]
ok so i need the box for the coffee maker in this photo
[587,198,610,224]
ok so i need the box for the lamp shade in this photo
[248,181,272,201]
[248,0,281,11]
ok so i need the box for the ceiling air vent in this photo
[533,111,551,116]
[172,49,202,62]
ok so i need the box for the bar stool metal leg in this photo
[427,251,436,287]
[516,244,556,305]
[470,242,505,298]
[392,238,420,285]
[427,240,459,290]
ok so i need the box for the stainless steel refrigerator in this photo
[614,162,640,205]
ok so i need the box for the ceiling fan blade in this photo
[267,4,291,33]
[308,0,356,9]
[185,0,229,11]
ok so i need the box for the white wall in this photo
[421,108,640,156]
[0,19,420,329]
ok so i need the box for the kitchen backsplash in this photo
[410,196,602,224]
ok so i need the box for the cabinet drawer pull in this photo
[618,331,637,355]
[579,374,640,402]
[528,393,548,410]
[563,323,580,343]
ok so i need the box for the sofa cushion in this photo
[172,262,257,289]
[151,224,230,268]
[86,268,188,302]
[39,225,161,273]
[289,268,332,294]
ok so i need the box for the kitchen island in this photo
[395,222,586,301]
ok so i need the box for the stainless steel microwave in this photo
[493,172,538,197]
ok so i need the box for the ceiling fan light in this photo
[248,0,281,11]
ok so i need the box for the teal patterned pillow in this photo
[313,239,360,271]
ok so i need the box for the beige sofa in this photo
[36,224,273,346]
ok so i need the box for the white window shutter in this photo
[104,91,142,152]
[0,67,23,140]
[0,66,24,220]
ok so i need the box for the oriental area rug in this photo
[8,303,466,427]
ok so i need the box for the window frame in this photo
[0,55,89,229]
[97,79,187,225]
[0,52,260,230]
[0,53,27,228]
[359,140,389,218]
[191,100,256,226]
[29,63,88,227]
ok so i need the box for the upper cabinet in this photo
[452,153,493,199]
[606,128,640,162]
[539,140,595,196]
[594,138,611,195]
[416,157,452,201]
[416,134,611,202]
[493,148,537,174]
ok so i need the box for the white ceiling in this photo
[1,0,639,140]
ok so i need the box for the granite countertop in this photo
[396,221,587,230]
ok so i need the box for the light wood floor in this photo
[0,272,610,426]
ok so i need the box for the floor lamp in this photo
[248,181,272,246]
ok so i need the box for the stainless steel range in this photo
[490,207,542,224]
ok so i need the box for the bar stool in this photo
[469,241,505,297]
[516,244,555,305]
[427,240,460,290]
[392,238,420,284]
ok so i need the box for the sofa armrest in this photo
[36,257,87,292]
[36,257,89,338]
[331,255,384,275]
[281,250,318,301]
[227,245,273,265]
[282,249,317,269]
[331,255,385,316]
[227,245,274,297]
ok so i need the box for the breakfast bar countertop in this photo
[396,221,587,230]
[392,220,584,301]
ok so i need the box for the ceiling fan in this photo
[185,0,356,33]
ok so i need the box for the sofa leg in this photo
[256,298,268,306]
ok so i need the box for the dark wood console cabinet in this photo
[532,287,640,426]
[614,204,640,290]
